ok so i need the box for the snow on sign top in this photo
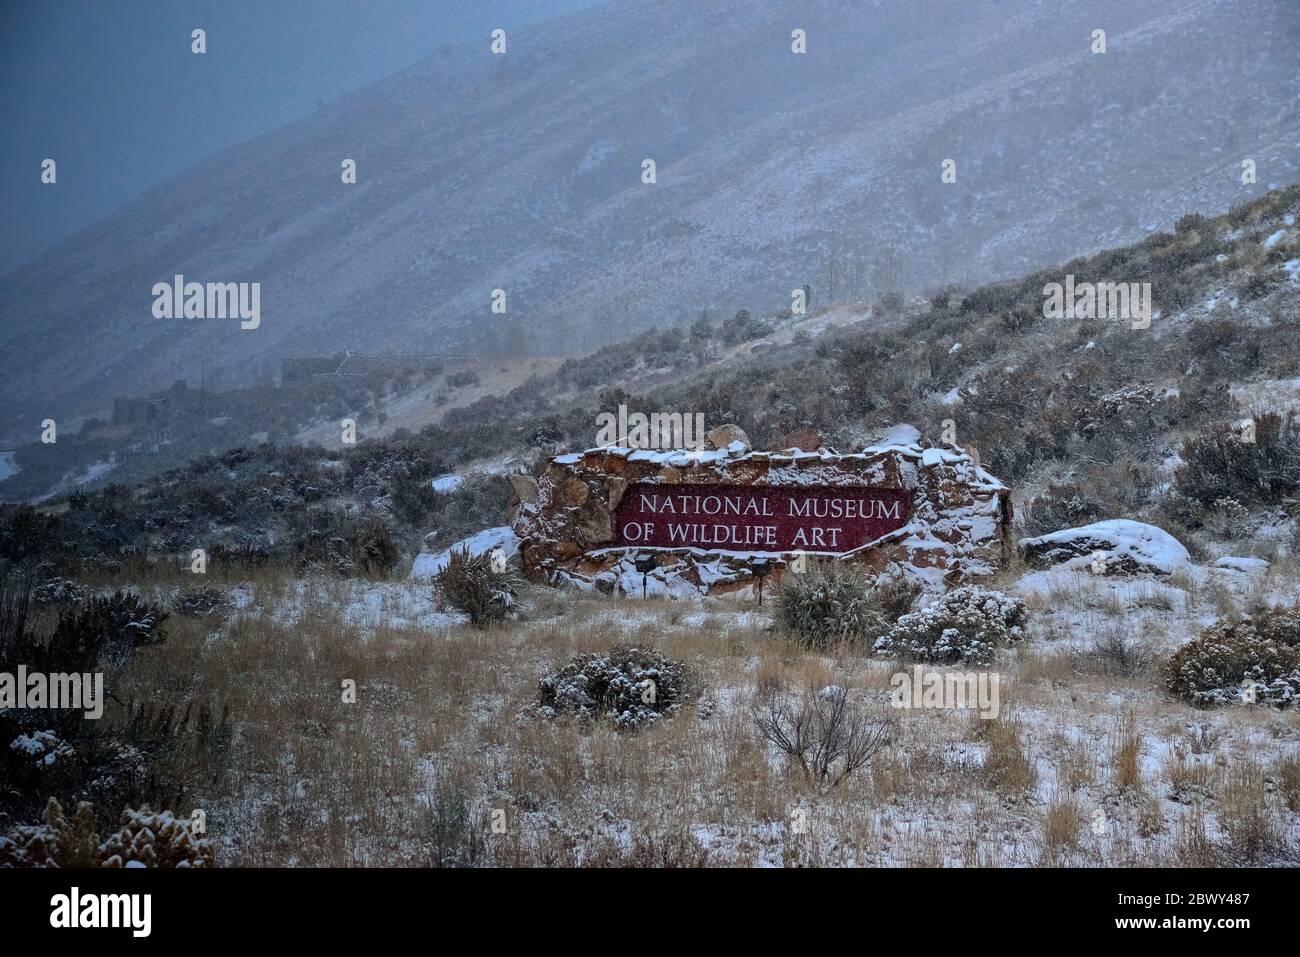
[615,483,911,555]
[512,428,1013,593]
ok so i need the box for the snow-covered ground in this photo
[145,550,1300,868]
[30,456,118,502]
[410,526,521,582]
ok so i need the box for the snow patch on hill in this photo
[410,526,521,582]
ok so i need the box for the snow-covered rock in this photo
[705,423,751,452]
[1019,519,1190,575]
[866,423,922,450]
[430,473,464,493]
[1213,556,1270,573]
[410,526,521,582]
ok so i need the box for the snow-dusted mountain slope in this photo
[2,0,1296,437]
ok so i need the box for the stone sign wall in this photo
[509,432,1012,596]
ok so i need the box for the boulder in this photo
[508,473,538,504]
[1019,519,1190,575]
[779,428,822,451]
[607,476,628,511]
[573,499,614,547]
[560,477,591,506]
[705,423,751,452]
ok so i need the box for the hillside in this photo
[4,185,1298,570]
[2,0,1297,439]
[4,186,1299,874]
[4,186,1300,873]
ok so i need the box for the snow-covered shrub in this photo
[1202,497,1250,538]
[775,563,889,649]
[0,798,211,867]
[434,546,521,627]
[1020,482,1104,537]
[719,309,770,345]
[1251,603,1300,648]
[208,541,270,570]
[874,587,1028,665]
[1093,385,1167,434]
[1073,632,1154,678]
[30,577,88,607]
[0,820,58,867]
[0,506,62,565]
[291,510,400,576]
[428,474,516,547]
[1166,614,1300,708]
[957,366,1057,482]
[9,589,166,677]
[350,519,401,575]
[873,575,924,622]
[75,591,169,660]
[9,729,74,768]
[1175,412,1300,508]
[2,566,232,835]
[538,647,690,729]
[173,585,231,618]
[423,778,488,868]
[0,798,99,868]
[100,805,214,868]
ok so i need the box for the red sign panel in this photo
[614,483,911,554]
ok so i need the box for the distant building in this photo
[112,379,200,426]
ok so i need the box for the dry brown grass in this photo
[974,711,1038,796]
[1039,790,1084,861]
[1174,809,1220,866]
[1053,736,1097,793]
[91,565,1300,867]
[1163,748,1214,801]
[1277,754,1300,813]
[1109,711,1143,795]
[1215,758,1285,864]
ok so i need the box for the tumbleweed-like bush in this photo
[751,685,892,789]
